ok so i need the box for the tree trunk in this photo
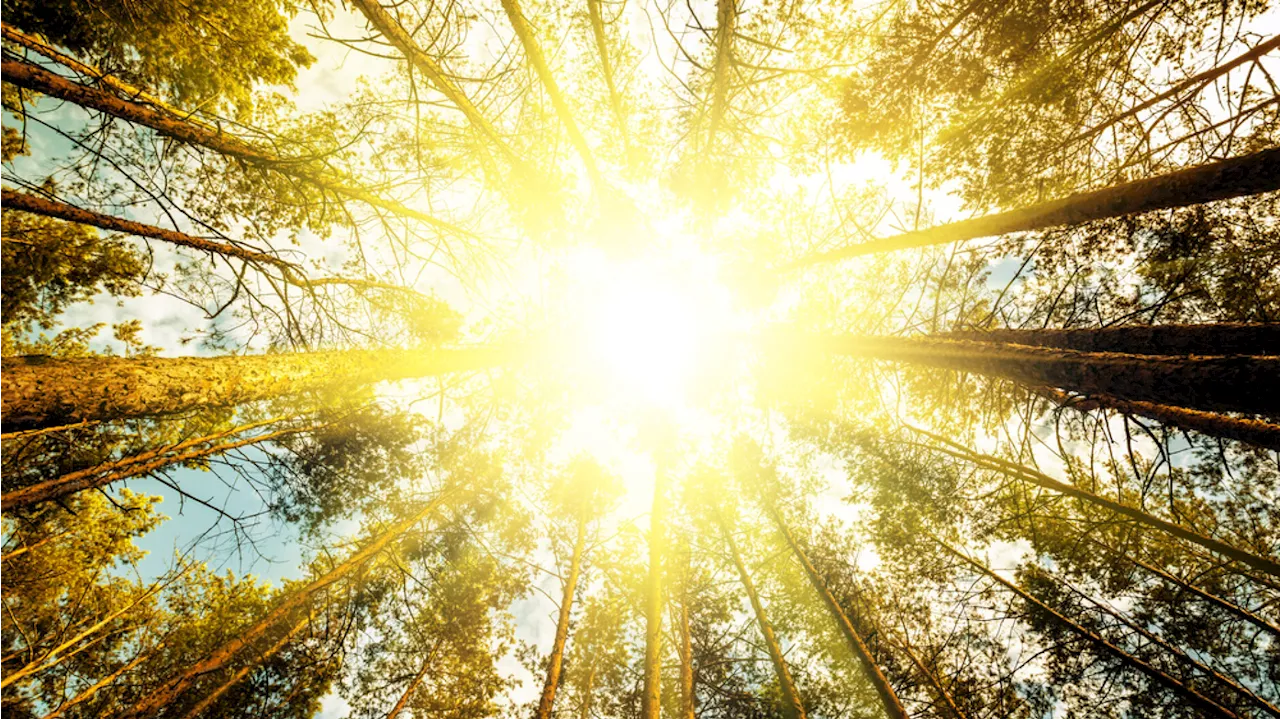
[707,0,738,150]
[179,614,313,719]
[766,505,909,719]
[678,594,696,719]
[640,470,667,719]
[1037,388,1280,451]
[909,426,1280,578]
[536,515,588,719]
[40,644,155,719]
[820,334,1279,416]
[938,540,1238,718]
[1,345,509,432]
[943,324,1280,356]
[349,0,515,163]
[386,658,433,719]
[718,514,807,719]
[586,0,631,161]
[498,0,600,186]
[119,491,453,719]
[0,57,468,237]
[579,664,596,719]
[898,642,967,719]
[0,417,319,511]
[785,148,1280,270]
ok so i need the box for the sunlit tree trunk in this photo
[179,615,313,719]
[1125,554,1280,637]
[785,148,1280,269]
[40,644,156,719]
[910,427,1280,578]
[678,594,696,719]
[0,56,468,236]
[821,334,1279,416]
[1,345,509,431]
[943,323,1280,356]
[1,417,317,511]
[640,470,666,719]
[498,0,601,186]
[765,505,909,719]
[1036,388,1280,451]
[386,659,432,719]
[938,540,1239,718]
[119,491,453,719]
[899,642,967,719]
[536,515,588,719]
[706,0,738,150]
[717,513,807,719]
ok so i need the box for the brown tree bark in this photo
[535,515,588,719]
[784,148,1280,270]
[0,57,469,237]
[498,0,601,186]
[40,644,156,719]
[820,334,1280,416]
[1037,388,1280,451]
[349,0,517,164]
[0,418,318,511]
[717,513,808,719]
[766,505,909,719]
[119,491,453,719]
[943,324,1280,356]
[899,642,967,719]
[909,426,1280,578]
[640,470,667,719]
[1,345,510,432]
[179,614,313,719]
[938,540,1239,718]
[386,658,433,719]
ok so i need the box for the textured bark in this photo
[535,516,587,719]
[785,148,1280,270]
[1,345,510,431]
[499,0,601,186]
[1038,388,1280,451]
[939,541,1239,718]
[678,595,696,719]
[767,506,908,719]
[823,334,1280,416]
[707,0,738,149]
[386,658,432,719]
[1,418,317,511]
[911,427,1280,578]
[0,57,469,237]
[899,643,967,719]
[943,324,1280,356]
[120,492,451,719]
[350,0,516,163]
[718,514,807,719]
[178,616,312,719]
[640,471,667,719]
[3,189,299,272]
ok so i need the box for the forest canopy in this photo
[1,0,1279,718]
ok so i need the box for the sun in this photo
[560,247,744,411]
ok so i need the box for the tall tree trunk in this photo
[1,345,509,432]
[1036,388,1280,451]
[784,148,1280,270]
[536,515,588,719]
[498,0,601,186]
[678,593,696,719]
[119,491,453,719]
[819,334,1279,416]
[640,470,667,719]
[1,417,317,511]
[579,664,596,719]
[765,505,909,719]
[717,514,807,719]
[706,0,738,150]
[179,614,313,719]
[908,426,1280,578]
[349,0,517,163]
[0,56,468,237]
[40,643,156,719]
[386,657,433,719]
[898,642,967,719]
[585,0,631,162]
[943,324,1280,356]
[937,540,1239,718]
